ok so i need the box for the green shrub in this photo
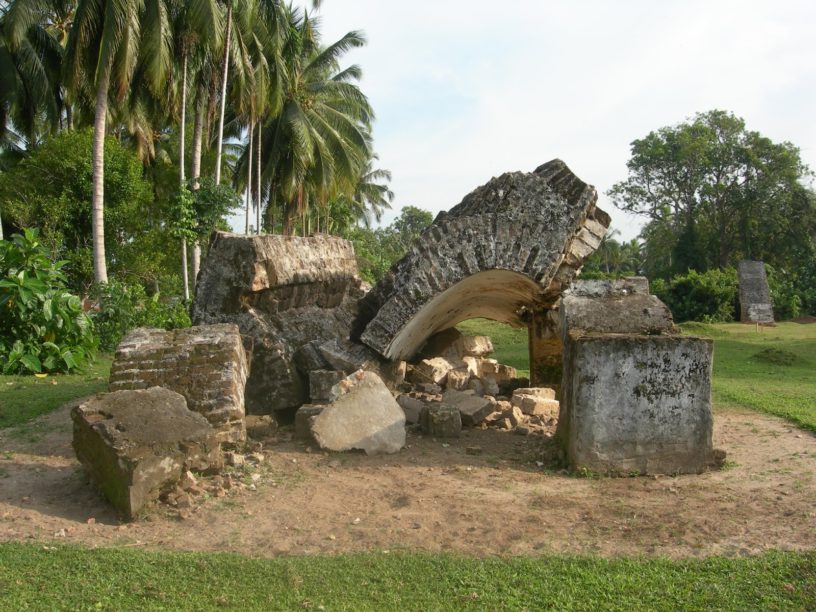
[91,280,191,352]
[652,268,739,323]
[766,265,803,320]
[0,230,96,374]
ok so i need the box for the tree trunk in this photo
[91,67,110,284]
[180,53,190,302]
[181,239,190,301]
[190,88,205,293]
[256,121,261,234]
[245,120,253,235]
[214,2,233,185]
[191,89,204,190]
[0,206,4,240]
[66,104,73,131]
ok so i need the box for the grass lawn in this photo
[0,354,112,429]
[0,544,813,610]
[457,318,530,378]
[679,322,816,432]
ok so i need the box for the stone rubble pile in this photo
[387,327,559,439]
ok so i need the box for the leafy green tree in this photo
[0,129,156,291]
[0,229,96,374]
[609,110,815,277]
[344,206,432,283]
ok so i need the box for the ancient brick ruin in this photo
[73,159,722,519]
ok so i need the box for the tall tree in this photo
[258,10,372,234]
[609,110,814,277]
[64,0,171,283]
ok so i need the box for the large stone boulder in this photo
[109,324,248,444]
[71,388,222,520]
[191,232,378,416]
[309,371,406,454]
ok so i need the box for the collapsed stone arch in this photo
[354,159,610,376]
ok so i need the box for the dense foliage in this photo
[344,206,433,283]
[0,230,95,374]
[0,129,167,291]
[608,110,816,319]
[90,280,191,352]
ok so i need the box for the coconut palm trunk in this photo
[191,90,205,286]
[245,121,253,234]
[180,53,190,301]
[256,121,261,234]
[91,66,110,284]
[214,2,233,185]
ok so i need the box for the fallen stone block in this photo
[310,371,405,454]
[446,368,471,391]
[512,394,560,416]
[420,403,462,438]
[460,335,494,357]
[109,324,248,444]
[408,357,459,386]
[397,395,425,424]
[71,388,222,520]
[318,339,378,374]
[502,403,525,427]
[309,370,346,403]
[295,404,325,441]
[468,378,485,396]
[442,389,495,426]
[479,375,500,397]
[513,387,556,400]
[481,361,517,383]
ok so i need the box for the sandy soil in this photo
[1,404,814,559]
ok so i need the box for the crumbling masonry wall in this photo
[109,324,248,443]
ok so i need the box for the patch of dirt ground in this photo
[1,404,814,558]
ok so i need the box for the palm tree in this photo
[64,0,171,283]
[0,0,65,146]
[350,153,393,227]
[166,0,222,299]
[258,9,372,235]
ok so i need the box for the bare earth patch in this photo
[1,404,814,559]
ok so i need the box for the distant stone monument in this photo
[738,260,774,323]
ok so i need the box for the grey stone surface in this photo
[354,159,610,361]
[191,232,373,415]
[420,403,462,438]
[71,388,222,520]
[442,389,495,426]
[309,371,405,454]
[294,404,325,441]
[397,395,426,424]
[558,335,716,474]
[738,260,774,323]
[561,279,675,336]
[108,324,248,444]
[309,370,345,403]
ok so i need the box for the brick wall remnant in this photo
[109,324,248,444]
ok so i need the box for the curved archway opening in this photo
[384,269,541,361]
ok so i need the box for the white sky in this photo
[236,1,816,240]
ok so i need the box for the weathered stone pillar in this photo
[556,278,719,474]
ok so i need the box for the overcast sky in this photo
[258,0,816,240]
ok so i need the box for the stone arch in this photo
[353,159,610,369]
